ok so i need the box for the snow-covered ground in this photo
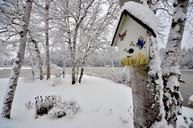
[0,76,133,128]
[0,74,192,128]
[177,107,193,127]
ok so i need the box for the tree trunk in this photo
[130,65,160,128]
[71,25,79,85]
[1,0,33,119]
[31,39,44,80]
[62,63,65,78]
[30,56,35,78]
[70,25,78,85]
[76,65,79,81]
[162,0,188,126]
[71,50,76,84]
[45,0,50,80]
[28,46,35,78]
[78,67,84,83]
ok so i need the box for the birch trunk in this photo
[1,0,33,119]
[62,65,65,78]
[70,16,79,85]
[31,38,44,80]
[71,40,76,84]
[75,64,79,81]
[45,0,50,80]
[78,67,84,83]
[29,51,35,78]
[78,55,88,84]
[162,0,188,125]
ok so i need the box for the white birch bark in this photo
[45,0,50,80]
[31,38,44,80]
[28,47,35,78]
[28,30,44,80]
[162,0,188,126]
[1,0,33,119]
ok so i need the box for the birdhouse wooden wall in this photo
[113,13,151,66]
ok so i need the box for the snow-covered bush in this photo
[35,95,58,118]
[34,95,80,119]
[48,100,80,119]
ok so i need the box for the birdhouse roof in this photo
[111,1,157,46]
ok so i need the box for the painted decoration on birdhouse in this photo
[121,35,148,66]
[118,30,127,41]
[111,8,156,66]
[136,36,145,49]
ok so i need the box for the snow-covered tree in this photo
[162,0,189,126]
[50,0,96,84]
[75,0,119,83]
[1,0,33,119]
[0,0,22,60]
[49,0,119,84]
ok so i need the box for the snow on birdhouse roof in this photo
[111,2,157,46]
[121,2,157,36]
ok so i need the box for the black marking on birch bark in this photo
[173,3,178,7]
[149,57,153,60]
[180,5,185,9]
[172,38,179,41]
[166,51,175,55]
[15,59,21,65]
[174,86,179,91]
[45,5,49,10]
[171,21,177,28]
[177,18,186,23]
[19,31,24,37]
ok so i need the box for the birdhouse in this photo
[111,2,157,66]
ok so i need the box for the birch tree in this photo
[51,0,100,84]
[76,0,119,83]
[28,31,44,80]
[162,0,189,126]
[1,0,33,119]
[45,0,50,79]
[71,0,95,84]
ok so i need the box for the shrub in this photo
[34,95,80,119]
